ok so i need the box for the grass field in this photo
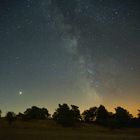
[0,120,140,140]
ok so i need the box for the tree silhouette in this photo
[71,105,81,122]
[115,107,132,127]
[53,103,80,126]
[1,104,140,128]
[82,107,97,122]
[24,106,50,120]
[96,105,109,124]
[6,112,16,125]
[53,104,73,126]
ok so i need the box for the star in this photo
[19,91,23,96]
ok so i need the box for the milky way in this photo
[0,0,140,115]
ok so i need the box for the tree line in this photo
[1,104,140,128]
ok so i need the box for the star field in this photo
[0,0,140,116]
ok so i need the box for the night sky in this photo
[0,0,140,116]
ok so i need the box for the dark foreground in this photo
[0,120,140,140]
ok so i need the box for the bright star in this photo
[19,91,23,95]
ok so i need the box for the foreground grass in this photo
[0,120,140,140]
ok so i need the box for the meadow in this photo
[0,120,140,140]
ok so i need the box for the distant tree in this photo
[114,107,133,126]
[96,105,109,124]
[82,107,97,122]
[71,105,81,122]
[24,106,50,120]
[41,108,50,118]
[53,103,80,126]
[105,112,121,128]
[6,112,16,125]
[53,103,72,126]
